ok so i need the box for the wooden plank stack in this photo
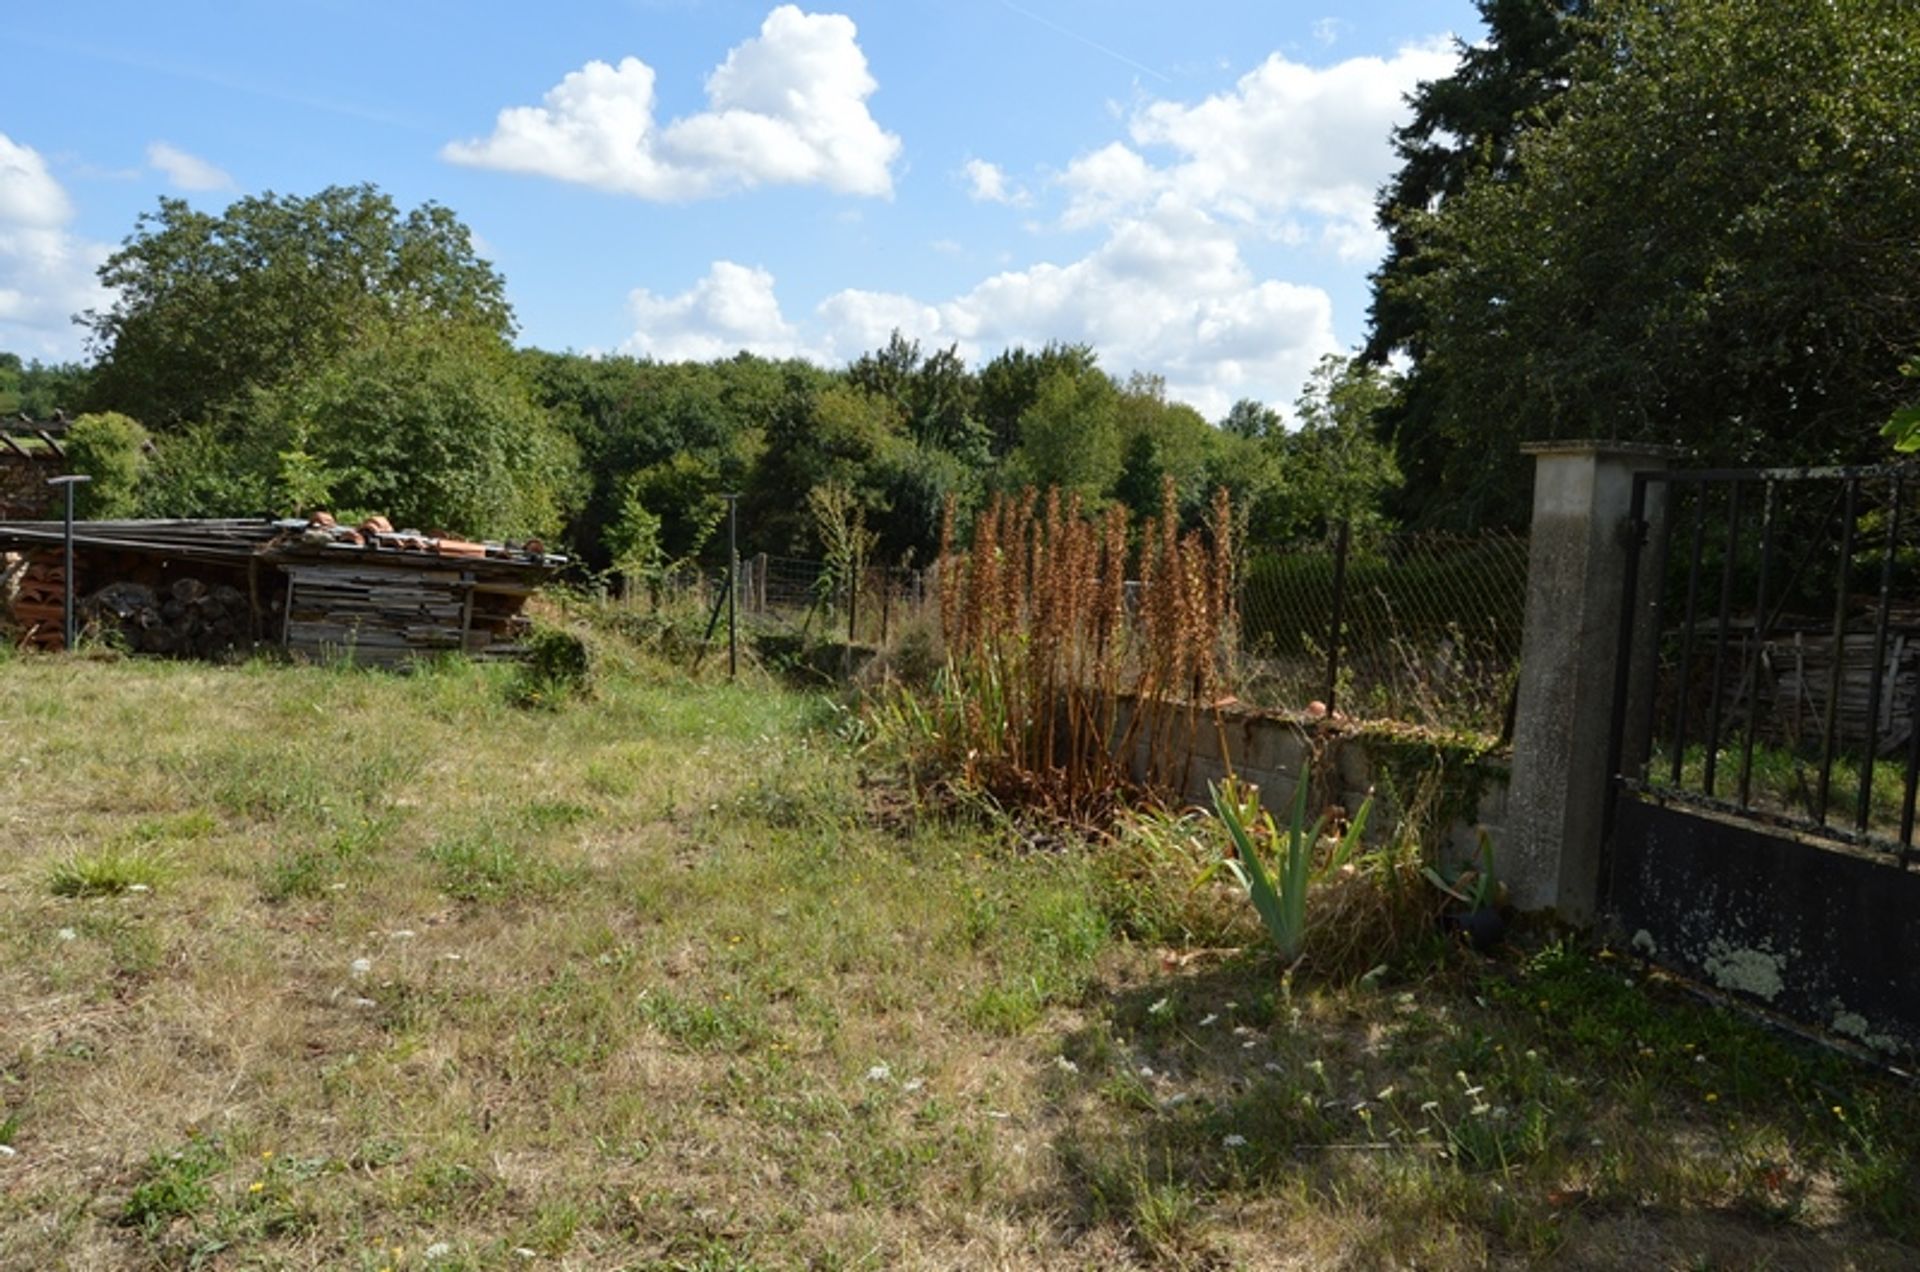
[283,563,535,666]
[1755,629,1918,755]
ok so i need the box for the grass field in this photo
[2,649,1917,1269]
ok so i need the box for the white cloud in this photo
[0,136,73,228]
[1060,40,1458,262]
[1312,18,1350,48]
[1059,142,1161,229]
[146,141,233,191]
[0,134,111,360]
[443,5,901,200]
[962,158,1029,207]
[623,198,1338,417]
[608,33,1462,414]
[622,260,811,362]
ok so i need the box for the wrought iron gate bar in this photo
[1612,461,1920,865]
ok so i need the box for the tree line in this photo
[4,183,1393,578]
[10,0,1920,569]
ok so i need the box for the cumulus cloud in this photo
[0,134,111,359]
[962,159,1028,207]
[623,198,1337,417]
[1061,40,1458,261]
[443,5,901,200]
[622,260,811,362]
[146,141,233,191]
[612,34,1461,413]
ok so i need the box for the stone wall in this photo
[1111,696,1509,862]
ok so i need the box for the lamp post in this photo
[45,474,92,652]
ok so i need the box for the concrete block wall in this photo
[1110,695,1508,864]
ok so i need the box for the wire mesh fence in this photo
[735,554,928,646]
[635,522,1530,737]
[1238,526,1531,737]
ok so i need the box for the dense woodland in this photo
[7,0,1920,577]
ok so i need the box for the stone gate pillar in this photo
[1505,441,1678,919]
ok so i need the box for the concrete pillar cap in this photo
[1519,439,1687,461]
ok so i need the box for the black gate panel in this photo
[1611,797,1920,1055]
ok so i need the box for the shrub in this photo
[64,412,150,518]
[508,623,593,709]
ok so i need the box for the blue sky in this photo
[1,0,1479,418]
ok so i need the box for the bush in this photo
[64,412,150,518]
[508,624,593,709]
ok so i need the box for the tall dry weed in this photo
[921,478,1237,821]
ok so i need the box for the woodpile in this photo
[80,576,251,658]
[0,515,559,665]
[282,563,533,666]
[7,552,68,650]
[1750,628,1919,755]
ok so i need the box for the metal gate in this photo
[1603,463,1920,1055]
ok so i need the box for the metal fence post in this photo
[1324,518,1351,716]
[724,493,739,681]
[46,474,91,651]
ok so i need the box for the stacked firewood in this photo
[79,577,252,658]
[8,552,68,649]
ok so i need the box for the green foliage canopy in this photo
[86,184,513,430]
[63,412,150,518]
[1386,0,1920,524]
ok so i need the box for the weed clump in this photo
[873,477,1235,824]
[509,623,593,708]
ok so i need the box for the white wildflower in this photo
[1420,1101,1441,1114]
[1139,1065,1155,1078]
[1198,1013,1218,1028]
[350,958,372,978]
[56,928,75,942]
[0,1145,16,1158]
[1055,1056,1079,1074]
[1376,1086,1397,1101]
[866,1063,891,1082]
[426,1242,452,1260]
[902,1077,925,1093]
[390,930,417,940]
[1263,1062,1284,1074]
[1222,1134,1248,1148]
[127,884,150,894]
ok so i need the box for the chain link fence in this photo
[733,554,928,645]
[634,523,1531,735]
[1238,526,1531,738]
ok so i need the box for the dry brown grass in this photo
[0,650,1915,1269]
